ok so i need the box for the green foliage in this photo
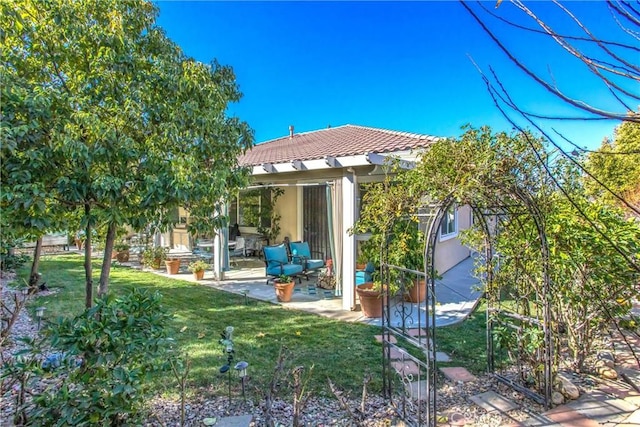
[352,162,428,294]
[113,243,130,252]
[187,259,208,273]
[0,238,29,271]
[8,289,174,425]
[256,187,285,243]
[275,274,292,283]
[141,246,168,268]
[353,124,640,385]
[586,119,640,212]
[1,0,254,297]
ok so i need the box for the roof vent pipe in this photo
[289,125,294,139]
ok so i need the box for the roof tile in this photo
[238,124,438,166]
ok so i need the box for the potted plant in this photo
[165,257,181,275]
[356,280,387,318]
[114,243,130,263]
[351,164,427,304]
[393,222,427,303]
[141,246,167,269]
[188,259,208,280]
[273,274,295,302]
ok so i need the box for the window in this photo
[239,190,261,227]
[229,189,273,228]
[440,205,458,240]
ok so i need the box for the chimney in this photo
[289,125,294,139]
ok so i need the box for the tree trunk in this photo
[84,204,93,309]
[28,237,43,289]
[98,222,117,297]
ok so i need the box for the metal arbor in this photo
[379,191,554,426]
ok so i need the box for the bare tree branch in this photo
[460,1,640,123]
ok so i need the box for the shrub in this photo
[26,289,175,425]
[141,246,167,268]
[114,243,130,252]
[187,259,208,273]
[0,239,29,272]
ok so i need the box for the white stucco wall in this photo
[434,204,472,274]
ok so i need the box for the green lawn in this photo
[17,254,489,398]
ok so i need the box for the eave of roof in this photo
[238,124,439,168]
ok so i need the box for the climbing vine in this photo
[363,125,640,399]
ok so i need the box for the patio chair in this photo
[288,241,325,280]
[230,236,246,258]
[262,243,303,285]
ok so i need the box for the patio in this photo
[150,256,483,327]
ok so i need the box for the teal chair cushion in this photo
[267,263,303,277]
[289,241,311,258]
[305,259,324,270]
[264,244,303,277]
[289,241,324,273]
[264,244,288,264]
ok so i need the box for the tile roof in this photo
[238,124,439,166]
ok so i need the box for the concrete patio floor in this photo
[151,256,483,327]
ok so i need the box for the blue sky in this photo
[155,1,633,150]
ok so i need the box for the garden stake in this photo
[235,361,249,402]
[219,326,235,406]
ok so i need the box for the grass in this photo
[436,307,489,373]
[16,253,489,398]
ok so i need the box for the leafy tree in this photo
[0,20,72,285]
[364,126,640,392]
[586,120,640,213]
[1,0,253,306]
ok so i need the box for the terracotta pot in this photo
[165,259,181,275]
[356,282,386,318]
[274,280,295,302]
[406,279,427,303]
[356,263,367,271]
[116,250,130,263]
[193,270,205,280]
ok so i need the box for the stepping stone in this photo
[392,360,420,376]
[405,380,429,402]
[542,405,599,427]
[214,415,253,427]
[428,351,451,362]
[566,390,637,424]
[440,367,476,383]
[374,334,397,344]
[469,391,518,413]
[388,347,406,360]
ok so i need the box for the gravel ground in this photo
[1,273,550,426]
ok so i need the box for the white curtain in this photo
[332,180,343,296]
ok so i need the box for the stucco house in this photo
[169,124,472,311]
